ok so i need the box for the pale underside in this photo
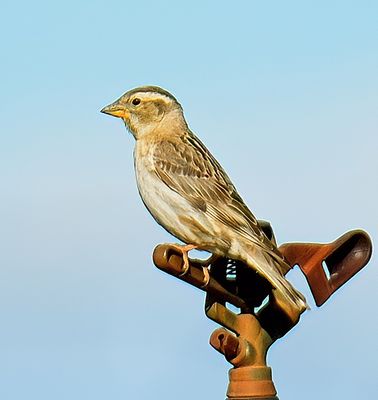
[134,131,285,267]
[134,130,307,310]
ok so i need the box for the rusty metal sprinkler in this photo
[153,223,372,399]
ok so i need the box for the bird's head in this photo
[101,86,185,139]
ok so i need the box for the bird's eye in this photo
[132,98,141,106]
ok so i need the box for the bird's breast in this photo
[133,143,187,234]
[133,142,219,247]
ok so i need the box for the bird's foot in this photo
[169,244,198,276]
[200,265,211,288]
[166,244,212,287]
[194,254,220,288]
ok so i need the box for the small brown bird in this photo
[101,86,308,319]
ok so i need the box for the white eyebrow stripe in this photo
[135,92,173,103]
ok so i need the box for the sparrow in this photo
[101,86,308,320]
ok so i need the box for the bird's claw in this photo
[179,251,191,276]
[200,266,210,288]
[170,244,197,276]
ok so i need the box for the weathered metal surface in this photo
[152,227,372,399]
[153,245,248,310]
[279,229,372,306]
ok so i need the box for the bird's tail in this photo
[238,243,309,318]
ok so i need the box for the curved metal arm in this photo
[279,229,372,305]
[152,227,372,399]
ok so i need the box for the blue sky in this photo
[1,1,377,399]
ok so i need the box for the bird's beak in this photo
[101,101,129,119]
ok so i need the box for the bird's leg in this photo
[169,244,198,276]
[194,254,221,268]
[195,254,222,288]
[170,244,212,287]
[200,264,211,288]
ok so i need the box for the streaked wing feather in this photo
[153,133,285,263]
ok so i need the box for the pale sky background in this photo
[1,1,377,399]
